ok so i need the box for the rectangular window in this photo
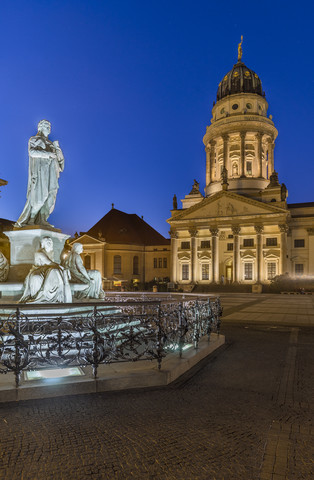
[228,234,234,239]
[227,243,233,251]
[113,255,121,274]
[158,258,162,268]
[200,240,210,249]
[246,161,252,175]
[267,262,276,280]
[295,264,304,276]
[244,263,253,280]
[243,238,254,247]
[182,264,189,280]
[266,238,277,247]
[153,258,157,268]
[181,241,190,249]
[202,264,209,280]
[294,239,305,248]
[163,258,167,268]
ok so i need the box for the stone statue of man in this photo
[15,120,64,228]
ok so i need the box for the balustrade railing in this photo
[0,295,222,388]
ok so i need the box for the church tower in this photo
[203,38,280,201]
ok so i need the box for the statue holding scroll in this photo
[15,120,64,228]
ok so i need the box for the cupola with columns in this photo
[203,37,279,200]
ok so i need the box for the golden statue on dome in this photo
[237,35,243,62]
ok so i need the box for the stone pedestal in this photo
[4,227,70,281]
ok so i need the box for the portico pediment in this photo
[70,234,105,246]
[169,191,288,223]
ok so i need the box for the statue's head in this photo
[72,243,83,254]
[40,236,53,252]
[37,119,51,136]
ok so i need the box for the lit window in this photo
[133,256,139,275]
[181,241,190,249]
[201,240,210,249]
[202,264,209,280]
[244,263,253,280]
[113,255,121,274]
[182,264,189,280]
[266,238,277,247]
[294,239,305,248]
[243,238,254,247]
[267,262,276,280]
[295,264,304,276]
[158,258,162,268]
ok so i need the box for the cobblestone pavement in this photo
[0,321,313,479]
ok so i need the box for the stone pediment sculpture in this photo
[0,252,9,281]
[172,191,289,221]
[19,236,72,303]
[63,243,105,299]
[15,120,64,228]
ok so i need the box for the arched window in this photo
[133,256,139,275]
[113,255,121,274]
[84,255,91,269]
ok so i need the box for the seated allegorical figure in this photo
[19,236,72,303]
[63,243,105,299]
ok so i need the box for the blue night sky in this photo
[0,0,313,238]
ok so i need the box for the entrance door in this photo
[226,265,233,283]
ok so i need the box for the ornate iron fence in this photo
[0,296,222,388]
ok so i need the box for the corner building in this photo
[168,48,314,286]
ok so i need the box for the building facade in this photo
[168,46,314,286]
[72,207,170,289]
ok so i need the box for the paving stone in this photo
[0,303,313,479]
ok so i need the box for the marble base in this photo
[4,227,70,281]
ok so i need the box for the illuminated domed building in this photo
[168,39,314,286]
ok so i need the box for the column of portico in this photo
[256,133,263,178]
[307,229,314,276]
[267,137,275,176]
[169,229,178,283]
[210,227,219,283]
[279,224,289,275]
[205,144,210,186]
[232,225,241,283]
[254,225,264,283]
[189,226,198,284]
[210,140,216,183]
[222,134,228,170]
[240,131,246,177]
